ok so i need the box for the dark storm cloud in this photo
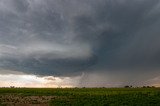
[0,0,160,79]
[72,0,160,71]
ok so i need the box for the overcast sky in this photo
[0,0,160,87]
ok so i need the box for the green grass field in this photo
[0,88,160,106]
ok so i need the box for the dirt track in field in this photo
[0,94,56,106]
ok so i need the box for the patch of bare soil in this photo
[0,94,56,106]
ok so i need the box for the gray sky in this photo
[0,0,160,87]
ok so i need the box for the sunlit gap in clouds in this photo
[0,71,160,88]
[0,74,80,88]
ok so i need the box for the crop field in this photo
[0,88,160,106]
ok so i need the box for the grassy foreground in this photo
[0,88,160,106]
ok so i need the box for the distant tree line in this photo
[124,85,156,88]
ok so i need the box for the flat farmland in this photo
[0,88,160,106]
